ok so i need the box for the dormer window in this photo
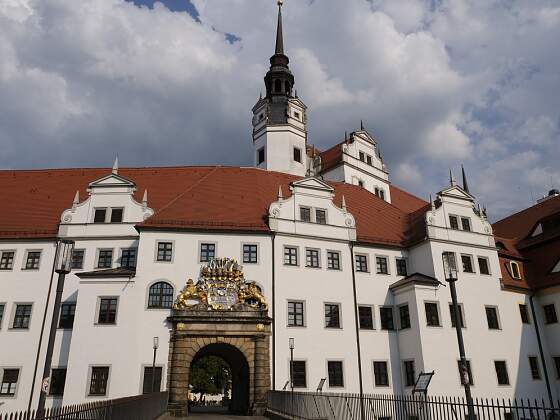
[110,208,123,223]
[510,261,521,279]
[300,207,311,222]
[461,217,471,232]
[359,152,365,162]
[315,209,327,225]
[449,215,459,230]
[294,111,300,120]
[94,209,106,223]
[293,147,302,163]
[366,155,372,166]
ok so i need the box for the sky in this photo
[0,0,559,221]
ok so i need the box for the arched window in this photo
[148,282,174,308]
[274,79,282,93]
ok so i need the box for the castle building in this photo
[0,2,559,415]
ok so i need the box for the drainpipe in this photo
[349,242,365,420]
[529,294,554,407]
[28,241,59,411]
[271,232,276,390]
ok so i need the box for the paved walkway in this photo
[158,412,268,420]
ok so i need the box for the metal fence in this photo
[267,391,560,420]
[1,392,168,420]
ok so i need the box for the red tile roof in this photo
[0,166,428,247]
[492,195,560,291]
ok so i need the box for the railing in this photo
[1,392,168,420]
[267,391,560,420]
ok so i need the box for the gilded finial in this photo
[277,0,283,6]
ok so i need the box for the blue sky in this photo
[0,0,559,220]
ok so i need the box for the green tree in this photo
[190,356,231,399]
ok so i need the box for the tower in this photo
[252,0,308,176]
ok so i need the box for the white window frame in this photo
[198,241,217,263]
[358,304,375,330]
[510,261,521,279]
[293,146,302,164]
[460,254,475,273]
[477,256,491,275]
[354,253,369,273]
[395,257,408,276]
[485,305,502,330]
[528,355,542,381]
[92,207,108,223]
[0,366,22,398]
[402,359,416,388]
[324,302,342,329]
[288,359,308,389]
[424,300,442,328]
[493,360,511,387]
[108,207,125,223]
[146,280,175,310]
[448,302,466,328]
[326,250,342,271]
[139,364,165,394]
[283,245,299,267]
[372,360,391,387]
[326,360,345,389]
[22,249,42,270]
[299,206,311,223]
[72,248,86,270]
[95,248,114,269]
[119,247,137,268]
[375,255,390,275]
[94,296,120,326]
[48,366,68,397]
[86,365,112,397]
[241,243,260,265]
[286,299,306,328]
[154,240,174,263]
[305,247,321,269]
[314,208,328,225]
[10,302,33,330]
[0,249,16,270]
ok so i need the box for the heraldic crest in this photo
[173,258,268,311]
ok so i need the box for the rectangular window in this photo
[294,111,300,120]
[380,307,394,331]
[243,244,258,264]
[110,208,123,223]
[12,304,32,329]
[373,361,389,386]
[355,254,368,272]
[287,301,304,327]
[0,369,19,396]
[293,147,302,163]
[359,151,365,162]
[49,368,67,396]
[403,360,415,387]
[120,248,136,268]
[399,305,410,329]
[142,366,162,394]
[306,249,320,268]
[98,298,118,324]
[59,303,76,329]
[156,242,173,262]
[327,361,344,387]
[0,304,4,329]
[291,361,306,388]
[485,306,500,329]
[457,360,474,385]
[72,249,85,269]
[257,147,265,165]
[0,251,15,270]
[324,304,341,328]
[376,256,388,274]
[461,217,471,232]
[461,255,474,273]
[528,357,541,380]
[327,251,341,270]
[449,304,465,328]
[25,251,41,269]
[94,208,107,223]
[554,357,560,379]
[494,361,510,385]
[519,304,530,324]
[449,215,459,230]
[200,243,216,262]
[425,302,441,327]
[358,306,374,330]
[366,155,372,166]
[315,209,327,225]
[396,258,407,276]
[300,207,311,222]
[544,304,558,324]
[89,366,110,395]
[284,246,298,266]
[97,249,113,268]
[478,257,490,275]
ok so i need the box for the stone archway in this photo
[166,310,271,416]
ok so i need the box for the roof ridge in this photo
[494,195,560,227]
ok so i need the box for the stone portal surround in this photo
[167,309,271,417]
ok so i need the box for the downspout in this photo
[529,294,554,407]
[28,240,60,411]
[349,242,365,420]
[271,232,276,390]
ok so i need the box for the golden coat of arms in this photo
[173,258,268,311]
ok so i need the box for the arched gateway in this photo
[166,258,271,416]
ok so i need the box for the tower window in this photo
[293,147,302,163]
[257,147,265,165]
[294,111,300,120]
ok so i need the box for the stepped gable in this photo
[0,166,428,247]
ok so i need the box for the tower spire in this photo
[275,1,284,55]
[461,164,470,194]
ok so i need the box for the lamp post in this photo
[151,337,159,393]
[289,338,294,416]
[442,252,476,420]
[37,239,75,417]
